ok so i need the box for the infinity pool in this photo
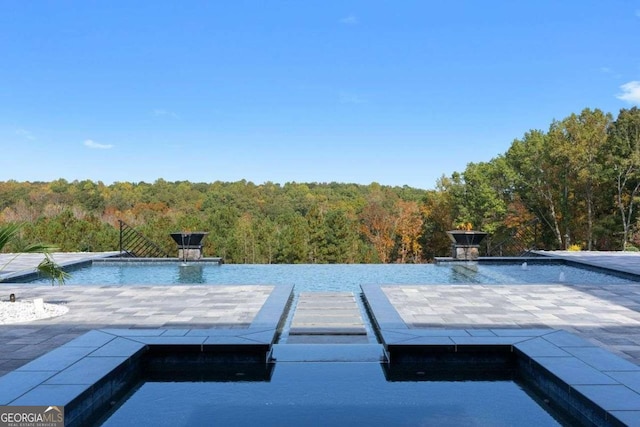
[23,261,638,292]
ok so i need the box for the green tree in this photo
[551,109,612,249]
[324,209,360,263]
[506,130,564,248]
[306,205,327,263]
[275,212,309,263]
[459,160,509,235]
[605,107,640,249]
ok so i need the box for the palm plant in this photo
[0,222,69,285]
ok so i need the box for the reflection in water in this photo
[24,262,637,289]
[450,263,480,283]
[177,264,205,284]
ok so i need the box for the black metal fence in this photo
[118,220,169,258]
[484,219,541,257]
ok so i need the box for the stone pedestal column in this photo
[178,248,204,261]
[446,231,487,261]
[452,245,480,260]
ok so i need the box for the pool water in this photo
[98,362,567,427]
[24,262,637,292]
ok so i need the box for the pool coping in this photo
[434,255,640,282]
[0,284,293,427]
[0,253,119,283]
[7,254,640,284]
[92,257,224,264]
[361,283,640,427]
[0,255,225,283]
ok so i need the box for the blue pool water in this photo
[100,362,566,427]
[24,262,638,292]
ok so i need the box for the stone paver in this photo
[0,284,275,376]
[370,251,640,366]
[5,249,640,374]
[382,281,640,366]
[290,292,366,333]
[288,292,369,343]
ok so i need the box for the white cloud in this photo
[15,129,35,140]
[84,139,114,149]
[339,91,366,104]
[340,15,359,25]
[617,81,640,103]
[152,109,179,119]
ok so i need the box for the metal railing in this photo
[118,220,169,258]
[485,219,540,257]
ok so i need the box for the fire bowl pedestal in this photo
[170,232,209,261]
[446,230,488,261]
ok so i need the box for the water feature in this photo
[169,232,208,262]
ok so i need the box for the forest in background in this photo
[2,106,640,263]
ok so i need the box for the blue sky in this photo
[1,1,639,190]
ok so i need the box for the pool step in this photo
[287,292,369,344]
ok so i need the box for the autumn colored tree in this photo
[395,200,423,263]
[4,106,639,264]
[360,200,396,263]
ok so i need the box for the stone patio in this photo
[0,283,285,376]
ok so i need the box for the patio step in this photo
[287,292,368,343]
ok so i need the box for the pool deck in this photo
[536,249,640,276]
[1,251,640,370]
[3,251,640,424]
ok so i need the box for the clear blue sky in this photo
[1,1,639,190]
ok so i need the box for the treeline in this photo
[1,106,640,262]
[442,106,640,253]
[0,180,429,263]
